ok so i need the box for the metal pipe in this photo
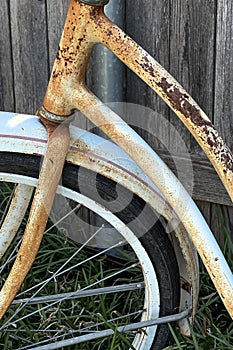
[24,309,190,350]
[88,1,125,103]
[86,0,125,238]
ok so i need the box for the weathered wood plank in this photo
[210,204,233,246]
[224,207,233,242]
[211,1,233,242]
[169,0,216,153]
[9,0,49,114]
[46,0,69,72]
[214,0,233,151]
[196,200,211,226]
[126,0,170,151]
[0,1,14,111]
[159,151,232,207]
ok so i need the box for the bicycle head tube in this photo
[79,0,110,5]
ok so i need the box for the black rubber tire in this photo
[0,152,180,350]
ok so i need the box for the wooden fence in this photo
[0,0,232,242]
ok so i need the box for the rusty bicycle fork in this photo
[0,0,233,321]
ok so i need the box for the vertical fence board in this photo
[126,0,170,108]
[212,0,233,241]
[0,1,14,111]
[126,0,171,151]
[169,0,217,238]
[9,0,49,114]
[215,0,233,150]
[169,0,216,153]
[46,0,69,72]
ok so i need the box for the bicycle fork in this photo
[0,119,70,319]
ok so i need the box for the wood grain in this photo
[169,0,216,153]
[212,0,233,239]
[126,0,171,151]
[9,0,49,114]
[0,1,14,111]
[46,0,69,73]
[215,0,233,151]
[159,151,232,206]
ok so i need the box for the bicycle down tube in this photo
[0,0,232,337]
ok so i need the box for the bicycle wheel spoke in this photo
[44,203,81,235]
[2,261,139,330]
[16,310,145,350]
[17,223,106,298]
[16,309,189,350]
[2,224,108,329]
[1,203,81,278]
[12,282,145,305]
[0,237,22,274]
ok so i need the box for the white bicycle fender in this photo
[0,111,199,334]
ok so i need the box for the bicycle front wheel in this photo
[0,151,180,350]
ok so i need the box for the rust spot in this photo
[52,70,61,79]
[207,137,216,148]
[181,277,191,293]
[107,29,113,37]
[90,6,104,27]
[221,152,233,172]
[90,7,99,18]
[203,252,208,261]
[157,77,212,128]
[135,58,156,78]
[143,55,150,63]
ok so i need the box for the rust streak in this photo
[157,78,211,127]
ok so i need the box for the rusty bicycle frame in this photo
[0,0,232,332]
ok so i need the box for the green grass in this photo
[0,182,232,349]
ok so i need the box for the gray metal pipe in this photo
[88,1,125,102]
[86,1,125,246]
